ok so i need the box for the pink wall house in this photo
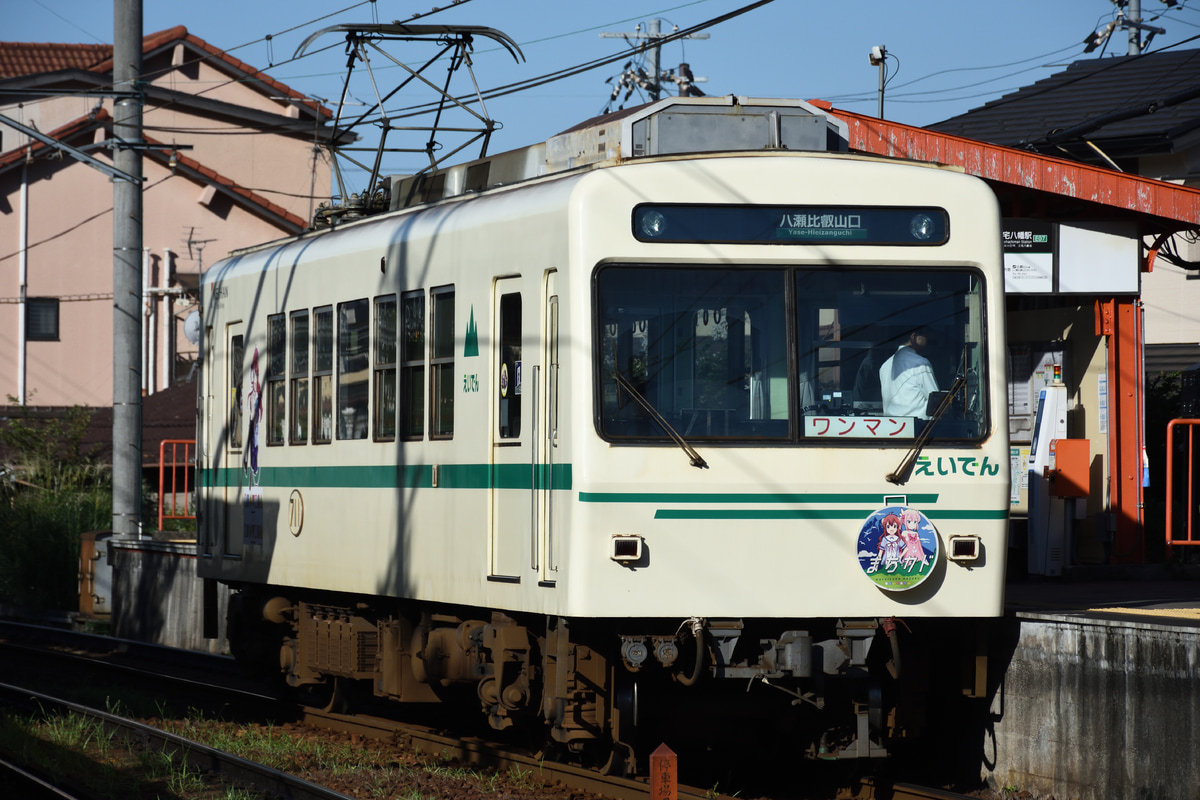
[0,27,342,409]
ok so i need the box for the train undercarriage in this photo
[227,587,985,776]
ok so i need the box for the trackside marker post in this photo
[650,743,677,800]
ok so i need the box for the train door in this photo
[490,277,532,579]
[223,322,246,557]
[537,270,560,584]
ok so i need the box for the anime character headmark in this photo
[900,507,929,571]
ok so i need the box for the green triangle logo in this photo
[464,306,479,357]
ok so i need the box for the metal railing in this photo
[158,439,196,531]
[1165,420,1200,558]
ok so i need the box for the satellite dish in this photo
[184,311,201,344]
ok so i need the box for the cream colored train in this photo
[197,97,1009,773]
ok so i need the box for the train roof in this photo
[224,96,966,258]
[384,96,849,213]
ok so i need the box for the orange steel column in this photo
[1097,297,1145,563]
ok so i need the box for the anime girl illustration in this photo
[243,346,263,485]
[877,513,903,573]
[900,507,929,571]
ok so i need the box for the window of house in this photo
[431,286,455,439]
[26,298,59,341]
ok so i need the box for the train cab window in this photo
[338,299,370,440]
[498,292,522,439]
[266,314,286,446]
[794,268,987,441]
[431,286,455,439]
[597,267,789,441]
[596,265,989,444]
[374,295,398,441]
[230,334,244,450]
[400,290,426,440]
[290,310,309,445]
[313,306,333,444]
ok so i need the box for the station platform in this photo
[1004,564,1200,623]
[983,563,1200,800]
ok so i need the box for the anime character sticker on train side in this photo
[857,505,939,590]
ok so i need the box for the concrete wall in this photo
[984,612,1200,799]
[108,538,229,655]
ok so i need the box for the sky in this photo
[12,0,1200,194]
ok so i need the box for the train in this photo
[196,96,1009,774]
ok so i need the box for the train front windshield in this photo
[596,266,987,443]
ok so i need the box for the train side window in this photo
[266,314,286,445]
[374,295,397,441]
[338,299,370,440]
[313,306,333,444]
[498,292,522,439]
[290,310,309,445]
[400,290,426,440]
[431,285,455,439]
[230,334,244,450]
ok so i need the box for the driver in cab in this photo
[880,326,938,419]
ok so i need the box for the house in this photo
[0,26,343,414]
[928,48,1200,376]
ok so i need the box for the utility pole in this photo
[1128,0,1143,54]
[600,19,709,102]
[112,0,143,538]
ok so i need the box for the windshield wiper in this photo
[610,369,708,469]
[886,373,966,485]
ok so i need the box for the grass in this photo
[0,706,269,800]
[0,695,558,799]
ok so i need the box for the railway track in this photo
[0,621,984,800]
[0,681,353,800]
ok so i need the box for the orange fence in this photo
[1166,420,1200,558]
[158,439,196,531]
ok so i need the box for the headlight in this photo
[638,209,668,239]
[909,213,936,241]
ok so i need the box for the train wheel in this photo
[295,677,350,714]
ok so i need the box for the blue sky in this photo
[14,0,1200,189]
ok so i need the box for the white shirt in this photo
[879,345,939,418]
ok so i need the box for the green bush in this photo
[0,403,112,610]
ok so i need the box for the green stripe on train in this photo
[578,492,940,504]
[653,508,1007,520]
[202,463,572,490]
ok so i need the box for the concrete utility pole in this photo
[1128,0,1143,54]
[112,0,144,537]
[600,19,709,102]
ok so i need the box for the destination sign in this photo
[633,205,948,246]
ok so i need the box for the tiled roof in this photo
[0,26,329,117]
[0,41,111,77]
[0,108,306,233]
[142,133,307,232]
[0,107,110,170]
[929,49,1200,159]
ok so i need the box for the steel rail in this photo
[0,682,351,800]
[302,707,738,800]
